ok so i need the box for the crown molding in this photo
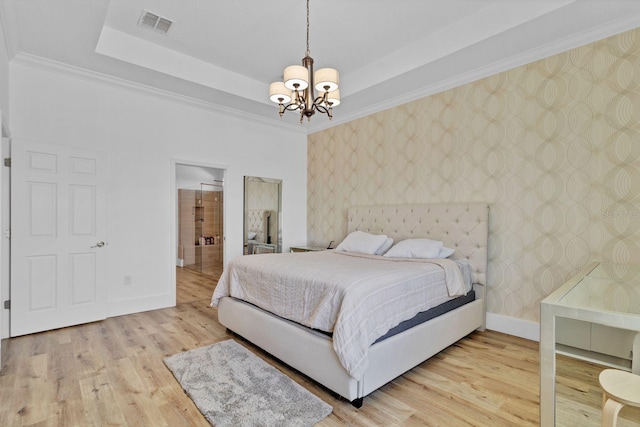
[9,11,640,137]
[307,14,640,134]
[11,52,306,135]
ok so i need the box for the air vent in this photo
[138,10,173,35]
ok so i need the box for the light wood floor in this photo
[0,268,638,426]
[175,266,220,305]
[183,261,223,282]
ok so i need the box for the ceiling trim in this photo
[308,14,640,134]
[95,25,268,106]
[10,52,306,134]
[341,0,575,98]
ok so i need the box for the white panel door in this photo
[11,140,107,336]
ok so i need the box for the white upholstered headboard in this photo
[247,209,271,243]
[347,203,489,286]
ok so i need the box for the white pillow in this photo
[374,237,394,255]
[247,231,257,240]
[439,246,455,258]
[384,239,443,259]
[335,231,389,255]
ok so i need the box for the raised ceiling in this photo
[3,0,640,132]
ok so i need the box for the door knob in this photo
[91,241,106,248]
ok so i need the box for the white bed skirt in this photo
[218,290,484,403]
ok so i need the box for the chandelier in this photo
[269,0,340,123]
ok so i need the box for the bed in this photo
[213,202,489,407]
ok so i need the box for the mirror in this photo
[244,176,282,255]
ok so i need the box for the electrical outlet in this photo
[124,275,133,285]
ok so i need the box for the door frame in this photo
[1,134,10,340]
[170,159,227,302]
[0,113,9,362]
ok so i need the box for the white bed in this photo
[215,202,489,407]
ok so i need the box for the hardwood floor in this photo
[183,258,223,281]
[0,269,638,426]
[175,266,219,305]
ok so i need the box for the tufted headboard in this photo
[347,203,489,287]
[247,209,271,243]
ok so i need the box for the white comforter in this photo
[211,250,467,379]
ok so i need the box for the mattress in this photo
[310,289,476,343]
[212,251,471,378]
[374,289,476,343]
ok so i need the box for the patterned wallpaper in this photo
[307,28,640,323]
[245,179,279,213]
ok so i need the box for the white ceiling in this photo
[3,0,640,133]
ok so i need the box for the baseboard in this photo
[107,294,175,318]
[106,298,539,341]
[486,312,540,342]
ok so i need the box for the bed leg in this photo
[351,397,363,408]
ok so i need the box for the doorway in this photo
[175,164,224,304]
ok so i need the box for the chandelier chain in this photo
[306,0,310,56]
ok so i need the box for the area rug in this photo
[164,339,333,427]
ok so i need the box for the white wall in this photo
[0,12,9,122]
[9,62,308,317]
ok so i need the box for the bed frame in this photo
[218,202,489,407]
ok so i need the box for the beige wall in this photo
[307,28,640,323]
[246,180,280,213]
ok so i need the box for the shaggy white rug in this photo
[164,339,333,427]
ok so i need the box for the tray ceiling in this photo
[3,0,640,132]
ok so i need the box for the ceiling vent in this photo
[138,10,173,35]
